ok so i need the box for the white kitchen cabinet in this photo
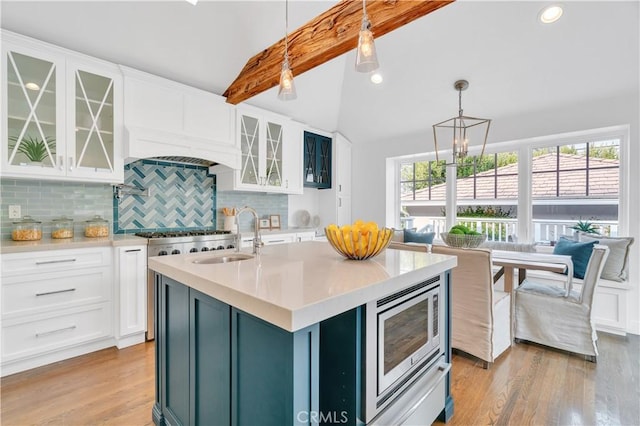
[295,231,316,242]
[263,233,297,245]
[240,231,308,248]
[1,247,114,376]
[1,30,123,183]
[114,245,147,349]
[214,106,303,194]
[319,132,352,227]
[121,66,239,169]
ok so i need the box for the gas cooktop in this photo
[135,229,231,239]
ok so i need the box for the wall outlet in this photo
[8,205,21,219]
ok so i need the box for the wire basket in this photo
[441,232,487,248]
[325,227,394,260]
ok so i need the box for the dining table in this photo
[492,250,573,293]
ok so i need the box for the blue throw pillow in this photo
[404,229,435,245]
[553,237,598,279]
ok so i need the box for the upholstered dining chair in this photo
[514,245,609,362]
[431,245,511,368]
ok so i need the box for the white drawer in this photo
[2,267,112,318]
[1,247,112,277]
[263,234,296,245]
[1,303,112,362]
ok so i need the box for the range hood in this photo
[121,65,241,171]
[143,156,217,167]
[124,126,240,170]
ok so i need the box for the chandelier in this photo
[432,80,491,163]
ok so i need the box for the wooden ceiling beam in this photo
[223,0,455,104]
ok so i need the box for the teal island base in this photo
[152,273,453,425]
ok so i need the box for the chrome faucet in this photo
[235,206,263,255]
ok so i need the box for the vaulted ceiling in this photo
[2,1,638,147]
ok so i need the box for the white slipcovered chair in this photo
[514,245,609,362]
[431,245,511,368]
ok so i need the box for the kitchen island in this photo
[148,241,456,425]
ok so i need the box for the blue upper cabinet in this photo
[303,131,331,189]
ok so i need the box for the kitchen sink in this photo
[192,253,254,264]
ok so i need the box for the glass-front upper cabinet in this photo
[239,113,260,186]
[2,32,123,183]
[68,64,121,180]
[264,121,283,187]
[236,110,285,191]
[3,46,64,176]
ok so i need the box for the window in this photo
[532,138,620,241]
[455,153,519,201]
[455,152,518,241]
[390,126,627,243]
[400,160,446,202]
[400,160,446,231]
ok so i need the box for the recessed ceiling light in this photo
[25,82,40,91]
[370,73,383,84]
[539,5,563,24]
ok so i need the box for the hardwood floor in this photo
[0,343,155,426]
[1,333,638,426]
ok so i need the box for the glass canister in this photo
[51,216,74,239]
[84,215,109,238]
[12,216,43,241]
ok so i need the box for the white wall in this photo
[351,92,640,334]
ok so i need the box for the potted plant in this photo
[8,135,56,164]
[571,219,599,234]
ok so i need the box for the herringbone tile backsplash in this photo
[115,160,288,233]
[114,160,215,233]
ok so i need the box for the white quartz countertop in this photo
[0,234,147,254]
[148,241,457,332]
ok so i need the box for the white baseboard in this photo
[116,332,146,349]
[1,337,115,377]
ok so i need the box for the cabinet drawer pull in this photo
[125,249,142,252]
[36,288,76,297]
[267,239,286,243]
[35,258,77,265]
[36,325,77,338]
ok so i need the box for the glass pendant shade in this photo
[355,17,379,73]
[278,0,296,101]
[278,58,297,100]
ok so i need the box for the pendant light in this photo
[355,0,379,73]
[278,0,297,100]
[432,80,491,164]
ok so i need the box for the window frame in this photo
[389,125,630,242]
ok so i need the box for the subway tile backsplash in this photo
[0,179,113,240]
[216,190,288,232]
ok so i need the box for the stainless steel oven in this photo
[365,274,444,422]
[137,230,236,340]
